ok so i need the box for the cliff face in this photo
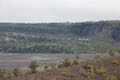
[111,27,120,42]
[70,21,120,42]
[70,22,108,36]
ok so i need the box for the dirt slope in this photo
[11,56,120,80]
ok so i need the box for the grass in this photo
[107,75,118,80]
[61,70,75,77]
[111,59,120,65]
[96,66,107,75]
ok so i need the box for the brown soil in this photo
[11,56,120,80]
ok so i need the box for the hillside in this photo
[10,55,120,80]
[0,21,120,53]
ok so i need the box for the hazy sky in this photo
[0,0,120,23]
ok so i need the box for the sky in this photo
[0,0,120,23]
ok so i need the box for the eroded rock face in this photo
[70,23,107,36]
[112,27,120,42]
[70,22,120,42]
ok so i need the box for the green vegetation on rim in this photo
[0,21,120,53]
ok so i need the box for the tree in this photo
[29,61,39,73]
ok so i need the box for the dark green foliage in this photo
[29,61,39,73]
[12,68,22,77]
[72,60,79,65]
[75,54,80,61]
[84,64,93,72]
[112,27,120,42]
[109,49,116,57]
[0,69,12,80]
[0,69,6,80]
[44,65,49,71]
[62,59,72,67]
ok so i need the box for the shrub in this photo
[109,49,116,57]
[0,69,12,80]
[49,63,56,69]
[12,68,22,77]
[111,59,120,65]
[44,65,49,71]
[62,59,72,67]
[107,75,118,80]
[72,60,79,65]
[58,63,63,68]
[75,54,80,61]
[0,69,7,80]
[29,61,39,73]
[84,65,94,73]
[96,66,107,75]
[94,54,101,59]
[6,72,12,79]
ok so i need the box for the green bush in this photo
[44,65,50,71]
[72,60,79,65]
[0,69,12,80]
[29,61,39,73]
[6,72,12,79]
[109,49,116,57]
[84,64,94,73]
[12,68,22,77]
[62,59,72,67]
